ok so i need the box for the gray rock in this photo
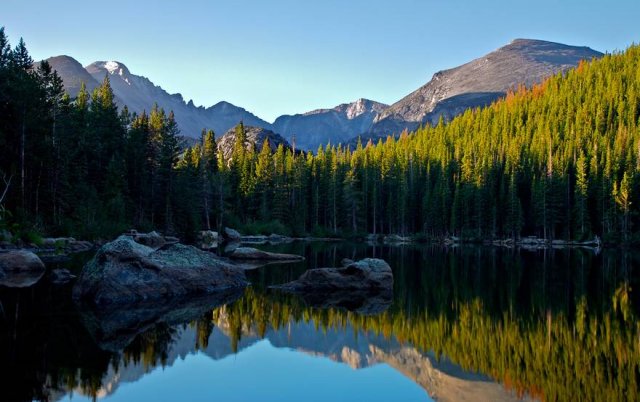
[229,247,304,261]
[223,227,242,241]
[340,258,355,266]
[241,235,268,244]
[40,237,93,253]
[67,240,93,253]
[0,250,46,288]
[216,126,291,164]
[198,230,218,249]
[50,268,76,284]
[72,235,248,306]
[268,233,294,244]
[224,241,241,254]
[384,234,412,244]
[273,258,393,291]
[129,231,166,249]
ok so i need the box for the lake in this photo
[1,242,638,402]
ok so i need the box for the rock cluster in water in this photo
[72,234,248,306]
[0,250,46,288]
[273,258,393,291]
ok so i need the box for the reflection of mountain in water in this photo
[58,310,526,402]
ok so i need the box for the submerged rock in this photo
[272,258,393,291]
[72,235,248,306]
[0,250,46,288]
[229,247,304,261]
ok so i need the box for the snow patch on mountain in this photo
[104,61,120,74]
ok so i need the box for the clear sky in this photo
[3,0,640,122]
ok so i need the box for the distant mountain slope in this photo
[362,39,603,143]
[39,55,100,97]
[45,57,272,138]
[273,98,388,150]
[44,38,602,146]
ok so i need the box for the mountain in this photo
[38,55,100,96]
[273,98,388,150]
[45,57,272,138]
[44,38,602,147]
[360,39,603,144]
[216,125,292,162]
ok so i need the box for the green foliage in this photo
[3,25,640,244]
[240,220,291,236]
[14,228,43,246]
[171,45,640,242]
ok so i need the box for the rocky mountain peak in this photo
[46,55,272,138]
[362,38,603,144]
[216,125,292,163]
[86,60,133,84]
[343,98,387,119]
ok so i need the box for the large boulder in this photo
[224,227,242,241]
[229,247,304,261]
[72,236,248,306]
[198,230,219,249]
[0,250,46,287]
[273,258,393,291]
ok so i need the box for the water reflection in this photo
[0,244,638,402]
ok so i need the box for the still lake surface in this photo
[1,241,639,402]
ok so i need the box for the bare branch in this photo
[0,172,13,205]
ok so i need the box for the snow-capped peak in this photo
[104,61,120,74]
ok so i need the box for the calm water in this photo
[1,242,639,402]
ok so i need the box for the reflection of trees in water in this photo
[1,246,639,401]
[224,245,640,402]
[215,284,639,402]
[122,323,178,370]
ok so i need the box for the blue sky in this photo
[3,0,640,122]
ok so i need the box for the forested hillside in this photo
[1,25,639,243]
[182,43,640,243]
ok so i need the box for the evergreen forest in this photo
[2,26,640,245]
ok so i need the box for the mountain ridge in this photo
[273,98,388,149]
[360,38,603,144]
[43,38,602,148]
[45,57,272,138]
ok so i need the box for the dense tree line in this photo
[181,43,640,243]
[2,26,640,243]
[0,28,193,239]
